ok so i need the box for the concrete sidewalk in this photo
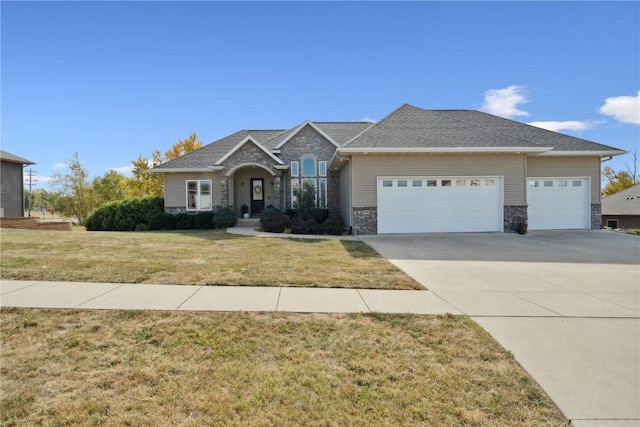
[0,280,459,315]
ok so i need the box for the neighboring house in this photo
[152,104,626,235]
[601,184,640,229]
[0,150,35,217]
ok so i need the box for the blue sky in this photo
[2,1,639,186]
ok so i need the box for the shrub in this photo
[214,207,237,229]
[85,196,164,231]
[194,211,215,229]
[260,207,282,225]
[290,218,320,235]
[148,213,176,230]
[263,214,291,233]
[308,208,329,224]
[175,213,194,230]
[284,208,296,218]
[325,216,345,235]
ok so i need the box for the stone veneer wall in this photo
[503,205,528,233]
[591,204,602,230]
[351,207,377,235]
[165,206,224,215]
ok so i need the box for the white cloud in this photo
[527,120,601,132]
[598,91,640,125]
[480,85,529,118]
[107,165,133,175]
[51,162,68,170]
[360,117,377,123]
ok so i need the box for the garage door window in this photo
[412,180,422,187]
[573,180,582,187]
[544,181,553,187]
[442,180,451,187]
[470,179,480,186]
[427,180,437,187]
[398,180,407,187]
[485,179,495,187]
[529,180,539,187]
[456,179,466,187]
[558,180,568,187]
[382,180,393,187]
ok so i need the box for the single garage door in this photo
[527,178,590,230]
[377,177,503,234]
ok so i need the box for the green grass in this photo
[0,308,568,426]
[0,228,420,289]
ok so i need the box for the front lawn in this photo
[0,308,567,426]
[0,228,420,289]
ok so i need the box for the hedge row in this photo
[85,197,237,231]
[259,207,345,235]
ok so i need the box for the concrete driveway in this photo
[359,230,640,427]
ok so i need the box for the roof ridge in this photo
[343,103,416,146]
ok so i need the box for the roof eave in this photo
[534,150,628,157]
[150,167,223,173]
[337,147,552,154]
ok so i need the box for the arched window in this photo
[301,156,316,177]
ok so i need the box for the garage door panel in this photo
[377,177,503,234]
[527,178,589,230]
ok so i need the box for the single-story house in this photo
[601,184,640,229]
[152,104,626,234]
[0,150,35,217]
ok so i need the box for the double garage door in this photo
[377,177,503,234]
[377,176,590,234]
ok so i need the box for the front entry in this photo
[250,178,264,215]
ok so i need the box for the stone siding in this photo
[504,205,528,233]
[352,207,377,235]
[591,204,602,230]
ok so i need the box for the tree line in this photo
[25,132,202,224]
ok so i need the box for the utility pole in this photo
[24,168,38,217]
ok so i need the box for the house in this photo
[0,150,35,217]
[152,104,626,234]
[602,184,640,229]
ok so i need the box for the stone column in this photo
[221,174,229,208]
[273,175,282,211]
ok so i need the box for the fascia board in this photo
[534,150,628,157]
[337,147,553,154]
[149,167,222,173]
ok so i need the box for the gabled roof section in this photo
[215,135,284,165]
[273,121,341,149]
[342,104,624,155]
[602,184,640,216]
[153,129,284,171]
[0,150,35,165]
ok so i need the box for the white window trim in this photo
[291,178,300,208]
[186,179,212,211]
[301,156,317,177]
[319,178,328,208]
[290,161,299,177]
[319,161,327,177]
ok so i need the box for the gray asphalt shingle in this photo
[602,184,640,216]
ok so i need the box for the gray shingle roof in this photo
[0,150,35,165]
[154,130,285,170]
[314,122,374,145]
[602,184,640,216]
[344,104,622,153]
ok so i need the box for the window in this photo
[426,180,437,187]
[412,180,422,187]
[456,179,466,187]
[485,179,495,187]
[382,180,393,187]
[397,180,408,187]
[441,180,451,187]
[291,179,300,207]
[319,161,327,177]
[470,179,480,186]
[290,161,299,177]
[572,180,582,187]
[301,157,316,177]
[319,178,328,208]
[544,180,553,187]
[529,180,539,187]
[558,180,568,187]
[186,180,212,210]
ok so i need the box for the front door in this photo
[250,178,264,215]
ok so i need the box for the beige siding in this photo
[164,172,222,208]
[526,156,601,203]
[351,153,526,207]
[339,161,352,227]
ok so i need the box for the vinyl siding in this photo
[164,172,222,208]
[351,153,526,207]
[0,161,25,217]
[526,156,601,203]
[339,161,352,227]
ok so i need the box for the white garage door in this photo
[377,177,503,234]
[527,178,590,230]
